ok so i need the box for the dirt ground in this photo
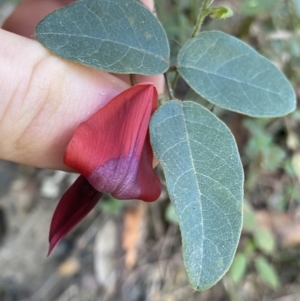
[0,163,220,301]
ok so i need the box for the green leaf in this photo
[253,229,276,254]
[255,257,279,289]
[35,0,170,75]
[165,203,180,224]
[177,31,296,117]
[292,153,300,182]
[150,100,244,290]
[210,6,234,19]
[243,202,256,232]
[244,239,255,254]
[230,252,247,283]
[99,196,124,215]
[241,0,279,16]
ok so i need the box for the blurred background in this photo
[1,0,300,300]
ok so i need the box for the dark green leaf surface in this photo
[36,0,170,75]
[150,100,244,290]
[177,31,296,117]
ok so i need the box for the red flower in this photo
[48,83,161,254]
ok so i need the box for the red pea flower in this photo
[48,83,161,255]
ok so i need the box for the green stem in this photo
[171,72,180,91]
[171,0,214,91]
[190,0,213,38]
[164,73,174,100]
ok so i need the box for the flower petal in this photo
[48,175,102,255]
[64,83,161,201]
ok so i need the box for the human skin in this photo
[0,0,163,170]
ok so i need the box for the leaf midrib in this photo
[179,64,284,97]
[179,102,204,284]
[38,32,168,62]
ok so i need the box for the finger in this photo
[2,0,74,38]
[0,28,129,170]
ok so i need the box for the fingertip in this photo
[0,29,129,170]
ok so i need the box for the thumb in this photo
[0,28,129,170]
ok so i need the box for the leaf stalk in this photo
[169,0,214,92]
[191,0,214,38]
[164,73,174,100]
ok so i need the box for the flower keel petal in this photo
[48,175,102,255]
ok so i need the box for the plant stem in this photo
[164,73,174,99]
[130,74,137,86]
[191,0,213,38]
[171,0,213,91]
[171,72,179,91]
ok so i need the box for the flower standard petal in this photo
[64,83,161,201]
[48,175,102,255]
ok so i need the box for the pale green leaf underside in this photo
[35,0,170,75]
[150,100,244,290]
[177,31,296,117]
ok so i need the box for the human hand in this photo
[0,0,163,170]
